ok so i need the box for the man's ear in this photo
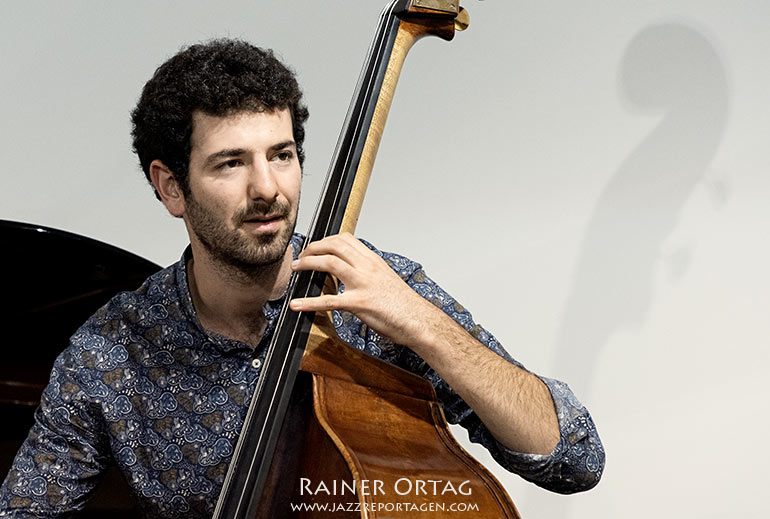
[149,160,185,218]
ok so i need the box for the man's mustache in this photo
[234,200,291,224]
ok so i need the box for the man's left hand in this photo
[288,232,441,349]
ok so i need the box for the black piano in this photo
[0,219,161,517]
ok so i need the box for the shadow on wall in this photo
[553,23,729,400]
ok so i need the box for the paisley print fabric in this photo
[0,235,603,517]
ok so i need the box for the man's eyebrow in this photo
[270,140,296,152]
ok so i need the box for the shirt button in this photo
[250,358,262,369]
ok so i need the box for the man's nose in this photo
[246,159,279,202]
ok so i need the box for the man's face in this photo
[183,109,301,272]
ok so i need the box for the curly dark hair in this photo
[131,39,309,198]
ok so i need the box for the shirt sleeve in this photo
[349,243,605,494]
[0,337,111,517]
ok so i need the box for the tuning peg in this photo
[454,6,470,31]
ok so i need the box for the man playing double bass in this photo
[0,40,603,518]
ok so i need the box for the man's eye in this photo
[218,159,242,169]
[275,151,294,162]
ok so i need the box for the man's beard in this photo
[185,193,297,276]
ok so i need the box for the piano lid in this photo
[0,220,161,406]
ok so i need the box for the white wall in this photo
[2,1,768,517]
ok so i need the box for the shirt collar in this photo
[174,233,306,355]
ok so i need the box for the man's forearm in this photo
[408,302,560,455]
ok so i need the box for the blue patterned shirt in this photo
[0,235,603,517]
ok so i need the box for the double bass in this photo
[214,1,522,517]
